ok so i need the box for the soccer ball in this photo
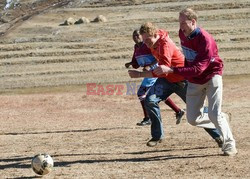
[31,154,54,175]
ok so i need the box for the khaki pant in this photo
[186,75,236,150]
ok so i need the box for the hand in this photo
[125,62,131,68]
[128,70,141,78]
[153,65,173,76]
[143,66,150,71]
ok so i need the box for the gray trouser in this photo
[186,75,236,150]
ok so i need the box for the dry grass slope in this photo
[0,0,249,93]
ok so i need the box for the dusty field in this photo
[0,0,250,178]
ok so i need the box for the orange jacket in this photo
[151,29,185,83]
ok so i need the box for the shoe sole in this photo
[136,123,151,126]
[146,139,163,147]
[176,118,182,125]
[223,148,238,156]
[176,110,185,125]
[223,151,238,156]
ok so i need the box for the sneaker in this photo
[223,147,238,156]
[146,138,163,147]
[215,136,223,148]
[176,109,185,125]
[136,118,151,126]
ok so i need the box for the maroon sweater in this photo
[173,27,223,84]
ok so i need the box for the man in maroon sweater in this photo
[156,8,237,156]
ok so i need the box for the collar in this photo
[152,35,161,49]
[187,27,201,40]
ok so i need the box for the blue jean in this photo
[145,78,221,140]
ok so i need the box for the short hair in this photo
[139,22,158,36]
[179,8,198,21]
[133,29,139,36]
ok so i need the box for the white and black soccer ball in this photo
[31,153,54,175]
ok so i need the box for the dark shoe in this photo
[146,138,163,147]
[215,136,223,148]
[176,109,185,125]
[136,118,151,126]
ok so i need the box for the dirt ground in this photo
[0,0,250,178]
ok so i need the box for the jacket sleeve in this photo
[152,39,174,78]
[131,46,140,69]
